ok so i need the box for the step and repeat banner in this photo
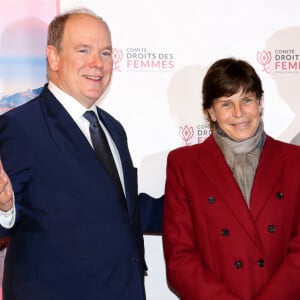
[0,0,300,299]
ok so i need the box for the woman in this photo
[162,58,300,299]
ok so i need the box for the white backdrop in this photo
[2,0,300,299]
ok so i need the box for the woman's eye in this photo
[221,102,231,108]
[101,50,112,57]
[243,98,254,104]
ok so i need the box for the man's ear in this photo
[47,45,59,71]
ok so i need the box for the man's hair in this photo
[47,7,108,52]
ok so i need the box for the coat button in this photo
[267,225,276,233]
[234,260,243,269]
[276,192,283,199]
[221,228,230,237]
[208,196,216,204]
[257,259,265,267]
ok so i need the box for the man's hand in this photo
[0,160,13,212]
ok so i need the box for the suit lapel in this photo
[197,136,262,246]
[97,107,134,215]
[40,88,94,164]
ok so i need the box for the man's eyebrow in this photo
[75,43,91,48]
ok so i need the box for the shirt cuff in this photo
[0,202,16,229]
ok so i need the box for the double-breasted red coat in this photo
[163,134,300,300]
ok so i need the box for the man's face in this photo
[47,14,113,108]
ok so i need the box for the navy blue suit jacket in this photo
[0,86,147,300]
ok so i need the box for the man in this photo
[0,8,148,300]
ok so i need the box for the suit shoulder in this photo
[1,86,50,119]
[2,97,40,118]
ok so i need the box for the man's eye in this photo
[78,49,88,54]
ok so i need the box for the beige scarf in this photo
[213,122,266,206]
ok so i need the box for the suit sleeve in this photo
[162,151,241,300]
[139,192,163,234]
[0,113,33,235]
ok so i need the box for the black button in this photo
[267,225,276,233]
[221,228,230,237]
[276,192,283,199]
[234,260,243,269]
[208,196,216,204]
[257,259,265,267]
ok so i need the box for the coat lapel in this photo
[250,136,283,219]
[197,136,262,247]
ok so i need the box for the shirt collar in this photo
[48,81,97,122]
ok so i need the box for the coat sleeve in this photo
[162,151,241,300]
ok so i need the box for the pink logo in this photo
[112,48,123,71]
[257,50,272,73]
[179,125,194,145]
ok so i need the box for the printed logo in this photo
[179,123,211,145]
[179,125,194,145]
[257,50,272,73]
[112,48,123,71]
[257,48,300,74]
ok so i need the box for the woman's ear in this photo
[207,107,217,122]
[258,97,264,116]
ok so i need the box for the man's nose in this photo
[89,54,103,68]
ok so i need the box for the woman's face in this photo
[208,89,262,141]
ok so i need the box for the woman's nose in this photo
[232,103,243,117]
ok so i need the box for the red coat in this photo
[163,135,300,300]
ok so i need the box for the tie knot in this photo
[84,110,99,125]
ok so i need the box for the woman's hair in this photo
[202,58,264,126]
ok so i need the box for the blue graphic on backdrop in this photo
[0,87,43,114]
